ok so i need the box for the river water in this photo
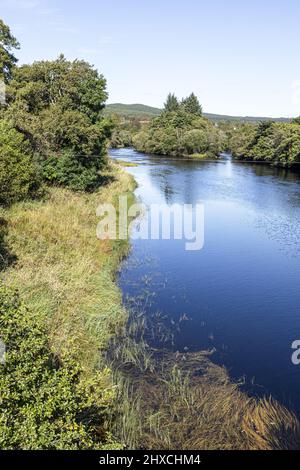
[110,148,300,413]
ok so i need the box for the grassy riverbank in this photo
[1,164,136,363]
[0,163,136,448]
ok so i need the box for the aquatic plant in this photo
[107,307,300,450]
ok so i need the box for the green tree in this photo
[7,55,108,122]
[182,129,208,154]
[133,108,221,158]
[164,93,179,112]
[0,119,40,205]
[181,93,203,116]
[0,19,20,83]
[228,123,257,158]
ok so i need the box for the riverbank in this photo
[0,162,136,448]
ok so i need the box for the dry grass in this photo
[0,163,136,370]
[115,160,139,167]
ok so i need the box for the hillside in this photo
[105,103,291,123]
[204,112,290,123]
[104,103,161,118]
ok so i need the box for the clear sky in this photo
[1,0,300,117]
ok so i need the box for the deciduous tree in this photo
[0,19,20,83]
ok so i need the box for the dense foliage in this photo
[0,284,118,449]
[4,54,112,191]
[110,115,142,148]
[229,121,300,166]
[0,18,113,202]
[133,94,220,157]
[0,119,40,205]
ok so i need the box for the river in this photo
[110,148,300,413]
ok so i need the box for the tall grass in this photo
[0,163,136,370]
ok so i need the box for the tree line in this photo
[227,120,300,166]
[109,94,300,167]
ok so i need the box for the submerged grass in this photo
[106,310,300,450]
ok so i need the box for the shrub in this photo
[38,150,107,192]
[0,284,118,449]
[5,56,113,191]
[182,129,208,154]
[0,119,40,205]
[230,121,300,166]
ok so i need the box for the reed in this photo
[108,308,300,450]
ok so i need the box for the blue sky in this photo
[1,0,300,117]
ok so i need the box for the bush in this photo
[0,120,40,205]
[110,129,132,148]
[0,284,117,449]
[228,123,257,158]
[182,129,208,154]
[38,150,107,191]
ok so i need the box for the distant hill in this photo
[204,112,290,123]
[104,103,161,118]
[105,103,291,123]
